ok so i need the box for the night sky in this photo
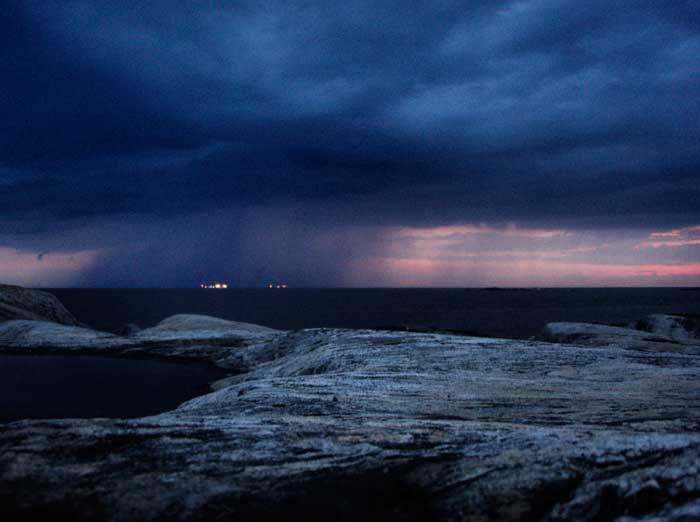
[2,1,699,287]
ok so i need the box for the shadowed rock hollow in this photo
[0,290,699,521]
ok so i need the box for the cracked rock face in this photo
[1,313,700,521]
[0,284,80,326]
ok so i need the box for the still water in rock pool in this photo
[0,355,225,422]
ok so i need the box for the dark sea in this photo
[48,288,700,340]
[0,354,224,422]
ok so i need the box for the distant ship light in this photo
[201,282,229,289]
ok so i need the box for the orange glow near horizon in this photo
[637,225,700,249]
[344,222,700,287]
[395,224,573,239]
[636,239,700,249]
[0,248,99,287]
[649,225,700,238]
[354,257,700,287]
[3,222,699,288]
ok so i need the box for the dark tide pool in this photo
[0,354,225,423]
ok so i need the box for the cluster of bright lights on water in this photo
[200,283,228,289]
[199,283,290,289]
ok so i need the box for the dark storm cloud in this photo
[1,0,700,286]
[3,0,699,227]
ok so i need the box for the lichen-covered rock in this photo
[1,316,699,521]
[0,314,282,371]
[0,319,122,350]
[134,313,277,340]
[129,314,282,369]
[632,314,700,343]
[540,319,700,353]
[0,283,80,325]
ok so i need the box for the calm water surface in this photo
[0,354,224,422]
[50,288,700,339]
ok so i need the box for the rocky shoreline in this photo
[1,287,699,521]
[0,284,80,326]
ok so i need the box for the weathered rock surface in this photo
[0,284,80,325]
[0,314,282,371]
[540,314,700,353]
[119,323,142,336]
[632,314,700,343]
[1,314,699,521]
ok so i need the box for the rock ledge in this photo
[0,309,699,521]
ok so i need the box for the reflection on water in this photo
[0,354,224,422]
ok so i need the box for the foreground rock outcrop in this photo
[1,312,700,521]
[0,284,80,325]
